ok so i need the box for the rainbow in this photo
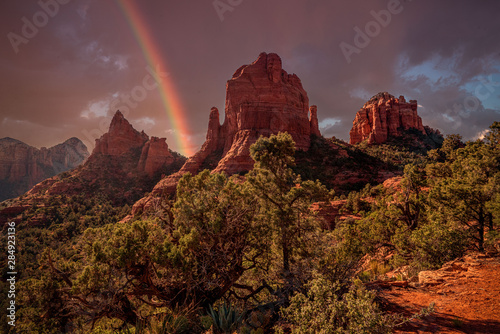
[115,0,194,156]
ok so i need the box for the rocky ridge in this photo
[90,111,175,176]
[0,136,89,201]
[0,111,185,223]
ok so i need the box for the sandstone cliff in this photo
[0,137,89,200]
[349,92,425,144]
[89,111,176,177]
[92,111,149,156]
[217,52,317,173]
[131,52,322,214]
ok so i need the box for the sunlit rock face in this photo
[349,92,425,144]
[131,52,322,214]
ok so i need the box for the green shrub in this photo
[208,303,244,333]
[485,230,500,253]
[392,221,468,271]
[276,275,393,334]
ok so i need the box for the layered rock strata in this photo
[349,92,425,144]
[0,137,89,200]
[131,52,322,215]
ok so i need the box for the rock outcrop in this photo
[349,92,425,144]
[130,52,322,214]
[0,137,89,200]
[92,111,149,157]
[89,110,177,177]
[217,52,317,173]
[0,111,185,223]
[201,52,322,175]
[309,105,321,137]
[138,137,175,176]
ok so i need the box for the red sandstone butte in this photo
[130,52,322,215]
[92,111,149,156]
[215,52,319,174]
[349,92,425,144]
[91,110,174,177]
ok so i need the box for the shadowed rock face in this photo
[138,137,174,176]
[349,92,425,144]
[0,137,89,200]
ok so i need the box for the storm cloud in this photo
[0,0,499,155]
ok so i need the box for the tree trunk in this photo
[478,206,485,252]
[282,233,290,273]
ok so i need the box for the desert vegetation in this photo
[1,122,499,333]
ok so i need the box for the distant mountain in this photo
[0,136,89,201]
[0,111,186,224]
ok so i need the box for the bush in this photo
[485,230,500,253]
[276,275,392,334]
[392,221,468,271]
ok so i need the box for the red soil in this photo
[374,254,500,333]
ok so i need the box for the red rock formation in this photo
[141,107,225,197]
[86,110,181,180]
[89,110,178,178]
[0,111,185,223]
[92,111,149,156]
[309,105,321,137]
[179,107,224,174]
[183,52,322,175]
[130,52,323,216]
[0,137,89,200]
[215,52,316,174]
[349,92,425,144]
[138,137,174,176]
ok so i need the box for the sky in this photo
[0,0,499,157]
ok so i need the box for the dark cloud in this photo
[0,0,499,155]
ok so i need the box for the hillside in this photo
[0,53,498,334]
[0,137,89,201]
